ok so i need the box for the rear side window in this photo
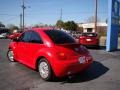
[19,31,43,44]
[19,32,31,42]
[44,30,76,44]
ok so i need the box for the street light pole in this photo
[60,8,62,20]
[20,13,22,31]
[95,0,98,33]
[22,0,26,31]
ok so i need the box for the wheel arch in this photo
[35,56,46,71]
[35,55,55,74]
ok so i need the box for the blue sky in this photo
[0,0,108,27]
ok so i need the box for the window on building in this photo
[87,28,93,32]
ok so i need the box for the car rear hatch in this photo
[80,35,98,44]
[85,36,97,41]
[55,43,88,60]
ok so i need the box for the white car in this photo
[0,33,7,39]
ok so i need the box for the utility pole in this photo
[21,0,26,31]
[60,8,62,20]
[95,0,98,33]
[20,13,22,31]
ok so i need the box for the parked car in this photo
[0,33,8,39]
[7,32,21,39]
[79,32,99,48]
[71,31,81,39]
[7,28,93,81]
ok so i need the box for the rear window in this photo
[82,33,97,37]
[44,30,76,44]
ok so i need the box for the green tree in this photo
[34,24,40,28]
[0,22,5,27]
[33,23,49,28]
[63,21,78,31]
[7,24,19,33]
[56,20,64,29]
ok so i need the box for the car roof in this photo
[29,28,55,47]
[32,28,53,31]
[82,32,97,34]
[82,32,98,35]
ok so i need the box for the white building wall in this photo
[78,23,107,33]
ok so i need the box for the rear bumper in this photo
[52,56,93,77]
[80,42,99,47]
[80,39,99,46]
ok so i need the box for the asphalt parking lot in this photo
[0,39,120,90]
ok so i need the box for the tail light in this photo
[57,52,67,60]
[80,36,85,39]
[86,55,93,62]
[80,37,83,39]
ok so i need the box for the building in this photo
[78,22,107,33]
[0,27,10,34]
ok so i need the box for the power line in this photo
[23,12,107,16]
[1,17,19,23]
[0,11,107,16]
[0,14,19,16]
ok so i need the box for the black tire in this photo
[38,58,54,81]
[7,49,15,62]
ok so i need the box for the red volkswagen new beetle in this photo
[7,28,93,81]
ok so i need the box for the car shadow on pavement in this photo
[87,46,106,50]
[56,61,109,84]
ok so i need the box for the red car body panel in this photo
[8,28,93,77]
[79,33,99,46]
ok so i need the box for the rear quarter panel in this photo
[33,47,57,70]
